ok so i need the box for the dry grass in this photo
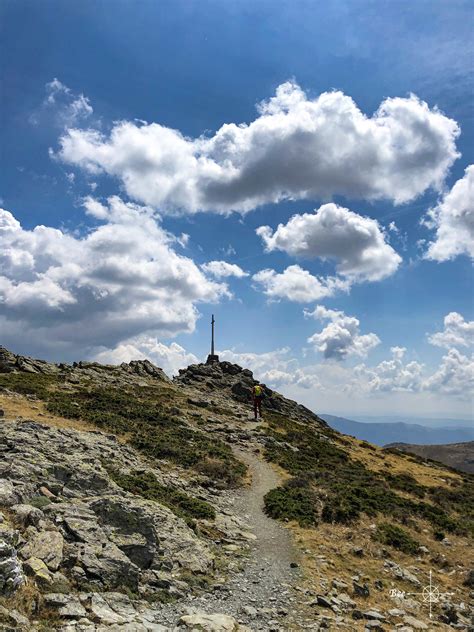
[340,435,461,489]
[0,392,100,433]
[288,515,471,630]
[0,581,41,620]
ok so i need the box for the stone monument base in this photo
[206,354,220,364]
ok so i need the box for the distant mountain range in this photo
[386,442,474,474]
[350,415,473,429]
[320,414,474,447]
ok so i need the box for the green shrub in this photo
[108,469,215,524]
[46,386,246,488]
[264,478,319,527]
[373,523,420,554]
[263,415,470,536]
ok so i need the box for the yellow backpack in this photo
[254,385,262,396]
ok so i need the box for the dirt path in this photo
[159,448,311,630]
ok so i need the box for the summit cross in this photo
[206,314,220,364]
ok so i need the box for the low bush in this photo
[264,478,319,527]
[108,469,215,525]
[373,523,420,554]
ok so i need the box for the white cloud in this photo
[422,348,474,397]
[257,203,401,282]
[32,78,93,127]
[428,312,474,349]
[305,305,380,360]
[0,198,228,356]
[353,347,424,393]
[219,347,321,390]
[201,260,248,278]
[252,265,350,303]
[93,337,199,376]
[424,165,474,261]
[55,82,460,214]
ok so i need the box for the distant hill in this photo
[351,414,473,429]
[320,413,474,446]
[386,441,474,474]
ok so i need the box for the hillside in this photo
[320,414,474,447]
[386,442,474,475]
[0,346,472,631]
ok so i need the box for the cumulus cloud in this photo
[31,78,93,128]
[424,165,474,261]
[252,265,349,303]
[219,347,321,390]
[257,203,402,282]
[0,198,227,356]
[428,312,474,349]
[201,260,248,278]
[305,305,380,360]
[55,81,460,214]
[93,337,199,376]
[353,347,424,393]
[423,348,474,397]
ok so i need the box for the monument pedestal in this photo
[206,354,220,364]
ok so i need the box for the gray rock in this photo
[363,610,385,620]
[44,593,87,619]
[23,556,54,587]
[0,540,24,595]
[353,581,370,597]
[0,606,30,629]
[0,480,19,506]
[403,615,429,629]
[20,529,64,570]
[179,611,252,631]
[11,503,44,527]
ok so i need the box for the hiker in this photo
[252,382,265,420]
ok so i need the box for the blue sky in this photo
[1,0,473,418]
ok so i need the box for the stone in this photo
[179,611,252,631]
[388,608,406,617]
[39,485,57,499]
[44,593,87,619]
[364,622,384,630]
[23,556,53,586]
[403,615,429,629]
[0,606,30,629]
[0,480,19,506]
[363,610,385,620]
[353,581,370,597]
[88,593,127,624]
[316,595,333,608]
[11,504,44,527]
[20,530,64,570]
[0,540,24,595]
[463,569,474,587]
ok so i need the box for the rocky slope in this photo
[0,346,472,631]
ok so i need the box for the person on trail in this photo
[252,383,265,420]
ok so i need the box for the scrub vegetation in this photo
[263,412,474,539]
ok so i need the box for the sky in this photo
[0,0,473,419]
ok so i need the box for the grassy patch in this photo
[373,523,420,554]
[264,477,319,527]
[263,414,473,537]
[108,468,215,525]
[46,386,246,487]
[0,372,57,399]
[0,372,246,488]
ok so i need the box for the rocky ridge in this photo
[0,346,472,631]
